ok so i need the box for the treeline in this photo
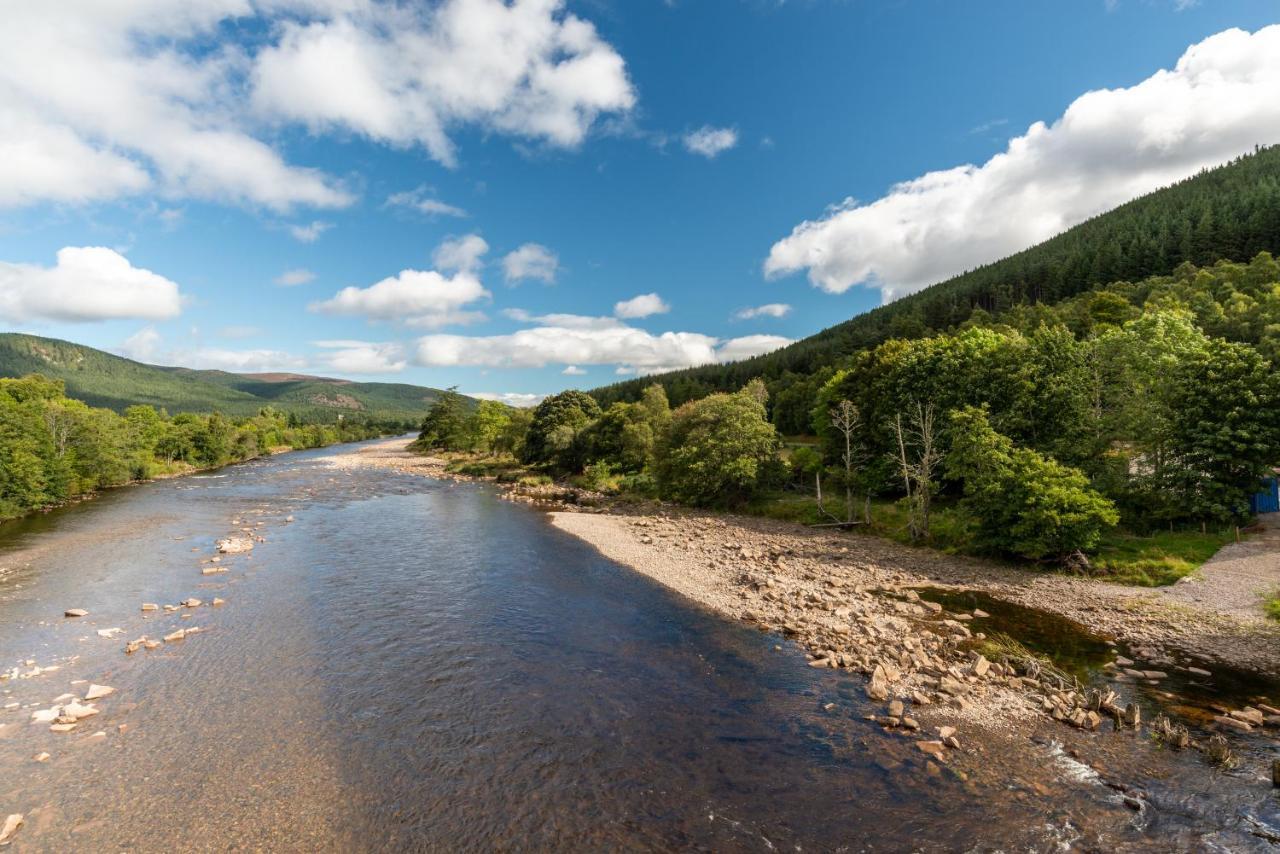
[595,145,1280,408]
[416,253,1280,565]
[0,374,410,521]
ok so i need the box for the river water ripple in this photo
[0,441,1276,851]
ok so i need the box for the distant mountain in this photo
[594,144,1280,406]
[0,333,446,421]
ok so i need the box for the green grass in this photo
[1264,594,1280,622]
[1090,527,1235,586]
[745,490,1237,587]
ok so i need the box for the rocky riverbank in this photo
[333,440,1280,763]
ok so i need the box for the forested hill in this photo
[0,333,446,421]
[594,144,1280,407]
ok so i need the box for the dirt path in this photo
[1160,513,1280,622]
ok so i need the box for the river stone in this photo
[141,603,158,612]
[1214,714,1253,732]
[887,699,904,718]
[64,608,88,618]
[916,740,946,759]
[0,814,22,845]
[84,684,114,701]
[1186,666,1212,678]
[1231,707,1264,726]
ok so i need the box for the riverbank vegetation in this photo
[413,251,1280,582]
[0,374,410,522]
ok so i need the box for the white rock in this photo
[0,813,23,845]
[96,628,123,639]
[84,684,114,701]
[30,707,58,724]
[64,608,88,618]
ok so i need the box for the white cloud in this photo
[766,25,1280,301]
[432,234,489,274]
[614,292,670,319]
[187,348,309,373]
[289,221,332,243]
[314,339,406,373]
[125,327,309,372]
[414,323,791,375]
[0,246,183,323]
[471,392,544,408]
[562,365,586,375]
[0,0,633,210]
[313,268,489,328]
[716,334,792,363]
[121,326,162,362]
[503,308,624,330]
[733,303,791,320]
[250,0,636,168]
[503,243,559,284]
[386,186,467,218]
[683,125,738,158]
[275,268,317,287]
[0,4,352,211]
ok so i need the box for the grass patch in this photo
[1090,527,1235,587]
[744,490,1238,588]
[1265,594,1280,622]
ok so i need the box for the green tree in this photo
[521,390,601,468]
[655,381,781,506]
[947,407,1118,561]
[414,387,468,451]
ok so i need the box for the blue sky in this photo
[1,1,1278,404]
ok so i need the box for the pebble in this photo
[84,684,114,701]
[33,752,49,762]
[141,603,158,612]
[64,608,88,618]
[0,814,23,845]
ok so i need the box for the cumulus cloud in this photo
[313,268,489,328]
[386,186,467,218]
[716,335,792,363]
[414,323,790,375]
[314,339,406,373]
[0,4,353,211]
[502,243,559,284]
[613,292,670,319]
[432,234,489,274]
[733,303,791,320]
[275,268,317,287]
[0,246,183,323]
[251,0,636,168]
[186,348,310,373]
[503,308,624,330]
[766,25,1280,300]
[471,392,545,407]
[289,221,332,243]
[683,125,738,158]
[121,326,162,362]
[0,0,633,210]
[562,365,587,375]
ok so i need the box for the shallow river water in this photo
[1,441,1278,851]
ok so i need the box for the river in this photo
[0,440,1277,851]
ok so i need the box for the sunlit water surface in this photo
[0,442,1277,851]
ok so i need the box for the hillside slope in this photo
[0,333,444,421]
[595,145,1280,406]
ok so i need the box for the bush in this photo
[947,407,1118,560]
[655,380,781,507]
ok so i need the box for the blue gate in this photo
[1251,477,1280,514]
